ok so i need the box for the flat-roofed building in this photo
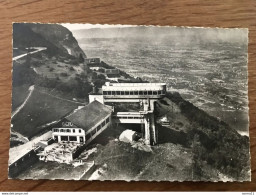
[85,58,101,65]
[52,100,112,145]
[89,82,167,145]
[102,82,166,110]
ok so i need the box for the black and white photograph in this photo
[9,23,250,181]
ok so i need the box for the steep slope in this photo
[27,23,86,58]
[11,23,91,141]
[154,92,250,180]
[80,92,250,181]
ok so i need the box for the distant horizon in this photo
[61,23,134,31]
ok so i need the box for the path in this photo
[11,85,34,119]
[9,130,52,165]
[13,47,47,61]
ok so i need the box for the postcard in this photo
[9,23,250,181]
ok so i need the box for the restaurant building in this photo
[52,100,112,144]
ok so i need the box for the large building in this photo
[52,82,166,146]
[89,82,167,145]
[52,101,112,145]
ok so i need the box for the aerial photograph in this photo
[9,23,250,181]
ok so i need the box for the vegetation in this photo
[11,88,83,139]
[155,92,250,180]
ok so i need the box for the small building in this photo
[85,58,102,71]
[105,69,120,75]
[85,58,101,65]
[52,100,112,144]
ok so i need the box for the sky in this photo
[61,23,133,31]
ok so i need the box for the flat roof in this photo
[102,82,166,91]
[104,83,166,86]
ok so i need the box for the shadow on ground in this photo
[157,125,190,148]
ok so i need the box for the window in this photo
[61,136,68,141]
[116,91,121,95]
[157,90,161,95]
[112,91,116,95]
[86,134,91,140]
[79,129,81,133]
[143,91,147,95]
[60,129,64,132]
[73,129,75,133]
[91,129,96,135]
[121,91,125,95]
[134,91,138,95]
[130,91,134,95]
[125,91,129,95]
[148,91,153,95]
[103,91,107,95]
[107,91,111,95]
[153,91,157,95]
[69,136,77,142]
[97,125,101,131]
[101,121,105,127]
[106,117,110,123]
[67,129,70,133]
[139,91,143,95]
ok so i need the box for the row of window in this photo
[113,116,143,119]
[85,117,110,140]
[53,128,82,133]
[53,117,110,142]
[102,90,165,96]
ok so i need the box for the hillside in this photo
[76,92,250,181]
[27,23,86,59]
[11,24,250,181]
[11,23,92,144]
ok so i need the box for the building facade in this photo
[89,82,167,145]
[52,101,112,145]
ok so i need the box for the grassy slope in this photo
[11,87,83,139]
[12,84,30,111]
[69,92,249,181]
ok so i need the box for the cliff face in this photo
[25,23,87,58]
[12,23,90,98]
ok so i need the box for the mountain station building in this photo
[52,101,112,145]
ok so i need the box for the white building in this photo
[52,100,112,145]
[89,82,167,145]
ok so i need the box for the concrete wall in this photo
[72,114,111,159]
[89,95,104,104]
[9,149,39,178]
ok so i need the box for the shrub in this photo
[60,72,68,77]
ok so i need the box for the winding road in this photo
[13,47,47,61]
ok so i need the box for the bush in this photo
[60,72,68,77]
